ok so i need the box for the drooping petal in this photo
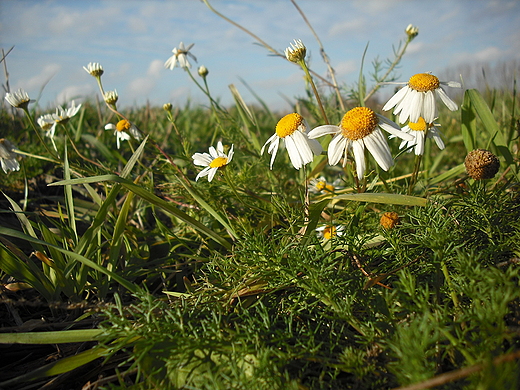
[364,129,393,171]
[284,134,304,169]
[382,86,408,112]
[307,125,341,139]
[327,134,348,166]
[436,88,458,111]
[292,130,314,166]
[422,91,436,123]
[351,140,366,178]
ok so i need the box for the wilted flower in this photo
[52,100,82,125]
[261,113,322,170]
[83,62,104,77]
[398,117,444,156]
[285,39,306,63]
[464,149,500,180]
[380,212,400,230]
[5,89,30,110]
[105,119,141,149]
[0,138,20,173]
[104,90,118,105]
[164,42,196,70]
[192,141,234,182]
[308,107,413,179]
[405,24,419,39]
[382,72,461,124]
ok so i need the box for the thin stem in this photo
[22,107,60,160]
[408,154,423,195]
[299,59,329,125]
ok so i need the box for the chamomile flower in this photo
[308,176,342,194]
[382,72,461,124]
[105,119,139,149]
[83,62,104,77]
[164,42,196,70]
[0,138,20,173]
[261,113,322,170]
[37,114,57,139]
[5,89,30,110]
[192,141,234,182]
[316,224,344,240]
[398,117,444,156]
[52,100,82,125]
[308,107,413,179]
[285,39,306,63]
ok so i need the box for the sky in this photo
[1,0,519,112]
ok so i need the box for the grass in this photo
[1,4,520,389]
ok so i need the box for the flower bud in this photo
[284,39,306,63]
[405,24,419,39]
[198,65,209,78]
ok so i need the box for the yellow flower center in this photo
[323,226,337,240]
[209,156,228,168]
[408,73,440,92]
[315,181,335,192]
[380,212,400,230]
[276,113,304,138]
[407,117,428,131]
[116,119,131,132]
[340,107,378,141]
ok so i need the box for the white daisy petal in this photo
[351,140,366,178]
[307,125,340,139]
[327,134,348,166]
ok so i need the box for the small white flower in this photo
[308,176,342,194]
[164,42,196,70]
[192,141,234,182]
[0,138,20,173]
[308,107,413,179]
[398,117,444,156]
[261,113,322,170]
[405,24,419,38]
[52,100,82,125]
[83,62,104,77]
[316,224,344,240]
[382,72,461,124]
[105,119,139,149]
[5,89,30,109]
[285,39,306,63]
[37,113,58,152]
[104,90,118,105]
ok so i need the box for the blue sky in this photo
[1,0,519,111]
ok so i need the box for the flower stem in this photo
[408,154,423,195]
[298,59,329,125]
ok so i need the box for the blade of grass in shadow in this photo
[328,192,427,206]
[63,143,78,244]
[461,90,476,152]
[0,227,140,294]
[0,329,102,344]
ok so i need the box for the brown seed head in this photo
[464,149,500,180]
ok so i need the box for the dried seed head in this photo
[464,149,500,180]
[380,212,400,230]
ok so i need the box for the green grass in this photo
[1,8,520,389]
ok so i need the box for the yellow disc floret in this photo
[209,156,228,169]
[276,113,304,138]
[323,226,337,240]
[340,107,379,141]
[315,180,335,192]
[408,73,440,92]
[407,117,428,131]
[116,119,132,132]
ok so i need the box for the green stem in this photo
[408,154,423,195]
[22,108,60,160]
[299,59,329,125]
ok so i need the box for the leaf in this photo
[0,329,102,344]
[330,192,427,206]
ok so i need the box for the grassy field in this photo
[1,16,520,390]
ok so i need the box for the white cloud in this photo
[22,63,62,91]
[334,60,357,77]
[55,84,93,106]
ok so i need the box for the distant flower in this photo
[83,62,104,77]
[163,103,173,113]
[5,89,30,110]
[261,113,322,170]
[464,149,500,180]
[103,90,118,105]
[398,117,444,156]
[405,24,419,39]
[285,39,306,63]
[382,72,461,124]
[380,212,400,230]
[192,141,234,182]
[198,65,209,77]
[316,224,344,240]
[164,42,196,70]
[52,100,82,125]
[37,114,57,137]
[308,107,413,179]
[0,138,20,173]
[308,176,342,194]
[105,119,136,149]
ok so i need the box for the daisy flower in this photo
[192,141,234,182]
[398,117,444,156]
[382,72,461,124]
[105,119,141,149]
[83,62,104,77]
[164,42,196,70]
[316,224,344,240]
[0,138,20,174]
[261,113,322,170]
[52,100,82,125]
[285,39,306,63]
[37,113,57,139]
[308,176,342,194]
[5,89,30,110]
[308,107,413,179]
